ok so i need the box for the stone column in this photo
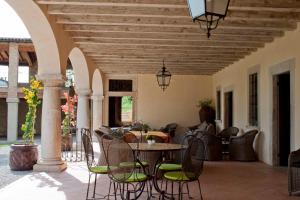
[33,74,67,172]
[76,89,91,141]
[91,94,104,130]
[6,43,19,142]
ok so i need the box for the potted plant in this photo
[145,134,155,145]
[61,92,77,151]
[197,99,216,124]
[9,77,43,171]
[142,123,150,133]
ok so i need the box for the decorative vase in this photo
[61,134,72,151]
[147,140,155,145]
[9,144,38,171]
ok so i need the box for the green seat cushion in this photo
[158,163,182,171]
[164,171,195,181]
[114,172,148,183]
[119,161,148,168]
[90,166,109,174]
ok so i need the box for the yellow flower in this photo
[31,80,41,89]
[27,91,34,99]
[26,99,33,104]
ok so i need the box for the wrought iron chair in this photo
[82,132,111,200]
[106,137,150,200]
[159,136,205,200]
[122,132,149,169]
[154,135,196,199]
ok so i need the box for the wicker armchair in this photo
[199,132,222,161]
[229,130,258,161]
[218,127,239,142]
[288,148,300,195]
[160,123,178,137]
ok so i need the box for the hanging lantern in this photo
[156,60,171,91]
[187,0,230,38]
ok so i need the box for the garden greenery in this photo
[21,77,43,144]
[61,92,77,136]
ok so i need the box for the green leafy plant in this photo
[197,99,214,108]
[145,134,153,141]
[142,123,150,132]
[61,92,77,137]
[112,127,125,138]
[21,77,43,144]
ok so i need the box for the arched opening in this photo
[68,47,90,91]
[3,0,62,142]
[5,0,61,75]
[92,69,104,130]
[92,69,104,96]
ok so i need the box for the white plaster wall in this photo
[137,74,213,129]
[212,23,300,165]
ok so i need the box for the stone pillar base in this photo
[33,160,67,172]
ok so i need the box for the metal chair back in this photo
[82,133,95,170]
[107,137,135,182]
[182,137,205,181]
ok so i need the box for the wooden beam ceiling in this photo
[35,0,300,75]
[0,42,36,66]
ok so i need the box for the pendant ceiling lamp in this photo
[187,0,230,38]
[156,60,171,92]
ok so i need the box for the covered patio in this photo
[1,0,300,199]
[0,143,296,200]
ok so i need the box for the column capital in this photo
[9,42,18,48]
[76,88,92,96]
[91,94,104,101]
[36,74,65,87]
[6,97,19,103]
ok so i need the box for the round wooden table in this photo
[129,142,184,152]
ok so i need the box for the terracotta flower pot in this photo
[61,134,73,151]
[9,144,38,171]
[199,106,216,124]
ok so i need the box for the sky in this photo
[0,1,31,38]
[0,1,31,84]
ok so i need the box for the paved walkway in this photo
[0,159,298,200]
[0,138,42,188]
[0,139,298,200]
[0,144,30,188]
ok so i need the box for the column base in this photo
[33,160,67,172]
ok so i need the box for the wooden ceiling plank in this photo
[86,52,248,57]
[56,16,296,31]
[77,42,263,49]
[47,5,300,23]
[37,0,300,10]
[20,52,33,67]
[80,46,256,53]
[63,24,285,37]
[89,55,243,60]
[71,35,274,43]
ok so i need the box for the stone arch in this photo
[68,47,90,90]
[92,69,104,96]
[5,0,61,75]
[92,69,104,130]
